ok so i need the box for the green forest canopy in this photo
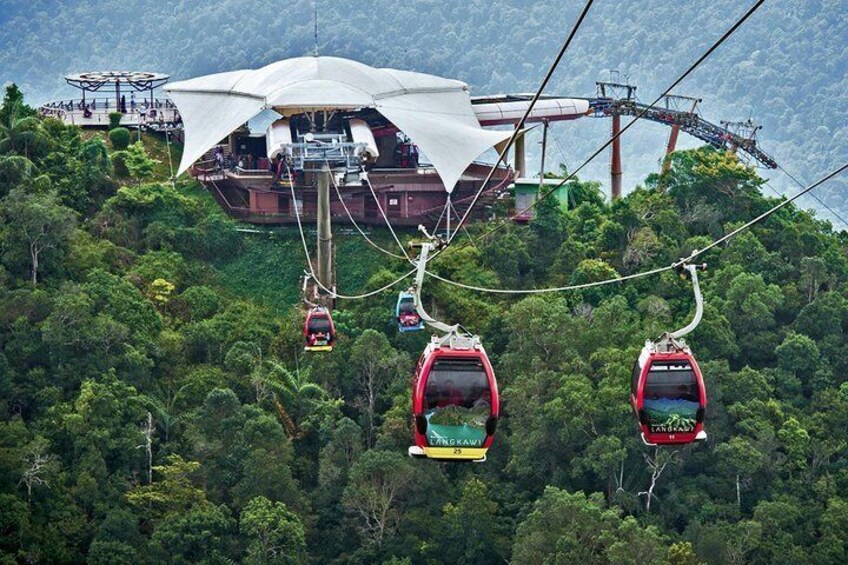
[2,79,848,564]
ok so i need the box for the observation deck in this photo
[39,97,181,130]
[39,70,181,132]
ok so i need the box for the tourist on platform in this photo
[409,143,419,168]
[120,95,127,114]
[214,147,224,171]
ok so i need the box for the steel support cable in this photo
[425,163,848,294]
[362,172,414,262]
[550,126,574,176]
[432,198,450,238]
[673,162,848,264]
[326,162,409,260]
[451,0,768,253]
[776,163,848,229]
[286,163,415,299]
[425,265,672,294]
[445,0,597,247]
[761,180,841,229]
[449,197,479,251]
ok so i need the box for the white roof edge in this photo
[168,56,512,191]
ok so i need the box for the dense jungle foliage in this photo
[2,79,848,564]
[1,0,845,218]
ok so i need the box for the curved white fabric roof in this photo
[166,56,512,193]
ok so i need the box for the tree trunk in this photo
[30,245,38,288]
[736,473,741,509]
[366,371,375,448]
[144,412,154,484]
[274,396,301,439]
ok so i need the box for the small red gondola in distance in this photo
[304,306,335,352]
[631,343,707,445]
[409,334,499,462]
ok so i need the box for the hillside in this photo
[1,0,846,223]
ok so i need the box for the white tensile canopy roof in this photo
[166,56,513,193]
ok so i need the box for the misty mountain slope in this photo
[1,0,844,219]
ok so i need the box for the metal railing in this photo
[39,97,181,129]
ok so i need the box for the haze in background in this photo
[1,0,844,220]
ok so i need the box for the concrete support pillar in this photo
[316,164,333,291]
[611,114,622,200]
[514,125,526,178]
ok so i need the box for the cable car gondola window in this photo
[422,359,491,448]
[643,362,700,433]
[399,298,416,314]
[309,317,332,333]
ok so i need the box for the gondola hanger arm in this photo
[411,234,457,335]
[669,263,706,340]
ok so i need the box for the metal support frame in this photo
[653,263,706,353]
[538,119,549,192]
[589,96,777,169]
[411,237,457,335]
[610,113,622,200]
[285,139,365,170]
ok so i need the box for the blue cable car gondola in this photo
[396,290,424,332]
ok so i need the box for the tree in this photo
[108,127,131,150]
[512,487,620,565]
[122,141,159,184]
[1,188,75,286]
[0,84,36,124]
[149,504,235,564]
[637,447,679,514]
[240,496,307,564]
[441,478,507,565]
[342,450,414,548]
[777,417,810,474]
[18,437,55,500]
[349,329,407,447]
[126,454,208,522]
[714,436,767,509]
[258,360,328,440]
[0,102,47,159]
[798,256,833,303]
[606,516,667,565]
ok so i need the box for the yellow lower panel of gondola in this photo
[422,446,487,461]
[304,345,333,352]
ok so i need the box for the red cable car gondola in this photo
[408,333,499,462]
[630,341,707,445]
[304,306,335,352]
[630,263,708,446]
